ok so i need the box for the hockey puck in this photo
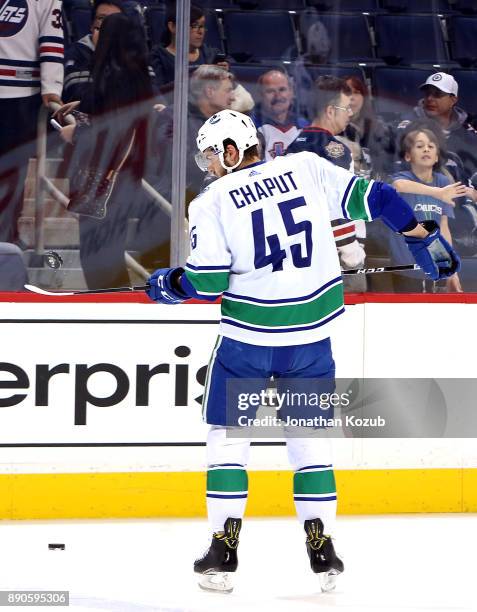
[48,543,65,550]
[44,251,63,269]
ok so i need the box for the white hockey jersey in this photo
[185,151,375,347]
[0,0,64,98]
[258,123,301,161]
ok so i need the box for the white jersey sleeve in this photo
[38,0,64,96]
[309,153,376,223]
[184,188,232,299]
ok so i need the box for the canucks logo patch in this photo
[0,0,28,37]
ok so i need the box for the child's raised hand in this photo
[439,182,467,206]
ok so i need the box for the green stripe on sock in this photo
[294,470,336,495]
[207,469,248,492]
[345,178,372,221]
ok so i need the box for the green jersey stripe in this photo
[294,469,336,495]
[184,269,229,294]
[344,178,374,221]
[221,283,343,327]
[207,468,248,492]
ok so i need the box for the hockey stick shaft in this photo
[24,284,149,296]
[24,265,419,296]
[342,264,420,275]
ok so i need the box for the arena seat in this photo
[0,243,28,291]
[234,0,306,9]
[450,69,477,116]
[305,0,378,11]
[450,0,477,14]
[144,6,166,47]
[448,17,477,68]
[380,0,452,13]
[203,11,225,53]
[69,7,91,42]
[222,11,299,63]
[372,66,432,119]
[374,14,449,65]
[298,12,375,64]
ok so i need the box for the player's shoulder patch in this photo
[324,140,346,159]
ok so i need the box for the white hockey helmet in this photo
[196,109,259,172]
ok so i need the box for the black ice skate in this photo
[194,517,241,593]
[304,518,344,592]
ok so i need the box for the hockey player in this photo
[0,0,64,245]
[145,110,460,593]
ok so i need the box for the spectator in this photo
[63,0,156,103]
[287,76,366,281]
[151,64,237,205]
[58,13,163,289]
[342,75,394,179]
[251,69,307,161]
[394,73,477,182]
[0,0,63,246]
[151,4,227,102]
[63,0,123,103]
[390,128,463,293]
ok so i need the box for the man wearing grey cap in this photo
[395,72,477,180]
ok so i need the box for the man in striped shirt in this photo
[145,109,460,594]
[0,0,63,245]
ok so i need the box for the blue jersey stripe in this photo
[186,263,231,271]
[39,36,64,44]
[223,276,342,305]
[0,79,40,87]
[221,307,345,334]
[39,57,64,64]
[294,495,337,502]
[340,175,357,219]
[206,493,248,499]
[209,463,245,468]
[0,58,40,67]
[296,464,333,472]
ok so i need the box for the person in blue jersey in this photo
[390,128,465,293]
[287,75,365,280]
[144,110,460,594]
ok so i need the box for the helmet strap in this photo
[219,149,244,173]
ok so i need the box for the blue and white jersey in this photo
[389,170,454,269]
[0,0,64,98]
[184,151,376,346]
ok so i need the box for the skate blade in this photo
[319,569,341,593]
[198,571,234,594]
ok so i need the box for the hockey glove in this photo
[404,221,461,281]
[146,267,188,304]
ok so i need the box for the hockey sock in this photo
[206,426,251,533]
[286,433,337,534]
[293,465,337,534]
[206,465,248,534]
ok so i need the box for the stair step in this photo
[19,217,79,248]
[28,157,65,178]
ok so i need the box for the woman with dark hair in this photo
[342,74,394,179]
[151,4,226,97]
[57,13,166,289]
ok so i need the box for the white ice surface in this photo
[1,514,475,612]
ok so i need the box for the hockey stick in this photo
[24,284,149,296]
[23,264,420,296]
[342,263,420,275]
